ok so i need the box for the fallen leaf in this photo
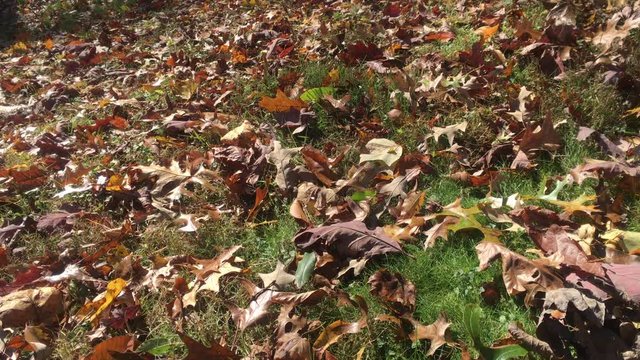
[179,333,239,360]
[368,269,416,315]
[259,261,296,288]
[259,90,307,112]
[359,138,403,168]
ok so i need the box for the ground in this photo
[1,0,640,359]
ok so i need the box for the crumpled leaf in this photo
[368,269,416,315]
[476,241,564,297]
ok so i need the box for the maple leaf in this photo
[258,261,296,288]
[179,333,239,360]
[259,90,307,112]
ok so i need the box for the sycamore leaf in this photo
[368,269,415,315]
[476,241,563,297]
[603,263,640,303]
[359,138,403,168]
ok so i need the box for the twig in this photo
[508,322,560,360]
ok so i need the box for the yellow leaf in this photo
[475,23,500,41]
[11,42,28,53]
[89,278,127,323]
[44,38,54,50]
[626,106,640,118]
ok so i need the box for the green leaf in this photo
[463,305,527,360]
[463,304,483,346]
[295,252,317,288]
[137,336,176,356]
[538,175,570,201]
[351,189,376,202]
[300,87,335,103]
[481,345,529,360]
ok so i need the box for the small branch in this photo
[508,322,560,360]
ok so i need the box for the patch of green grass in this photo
[521,2,548,29]
[414,27,480,60]
[1,149,37,168]
[196,210,299,273]
[562,71,625,134]
[301,62,331,89]
[330,239,536,360]
[137,223,198,259]
[53,323,93,360]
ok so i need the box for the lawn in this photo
[1,1,640,359]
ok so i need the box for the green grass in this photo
[8,1,636,359]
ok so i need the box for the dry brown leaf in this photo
[259,90,307,112]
